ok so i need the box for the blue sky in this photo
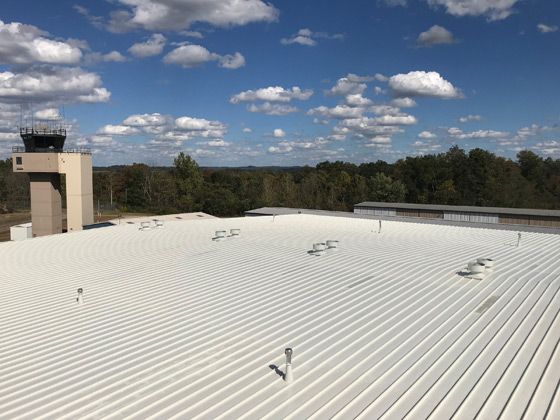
[1,0,559,167]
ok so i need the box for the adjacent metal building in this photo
[1,213,559,418]
[355,202,560,228]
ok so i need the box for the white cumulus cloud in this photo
[273,128,286,138]
[163,45,213,68]
[123,113,173,127]
[0,65,111,104]
[345,94,373,107]
[217,52,246,69]
[230,86,313,103]
[97,125,141,136]
[325,76,368,96]
[426,0,519,21]
[447,127,509,139]
[307,105,365,119]
[108,0,279,32]
[34,108,62,120]
[417,25,459,47]
[247,102,299,115]
[281,28,344,46]
[458,114,484,123]
[418,131,438,139]
[0,20,82,65]
[390,97,418,108]
[537,23,559,33]
[84,51,127,65]
[163,44,245,69]
[128,34,167,57]
[389,71,464,99]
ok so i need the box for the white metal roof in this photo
[106,212,217,225]
[1,214,559,419]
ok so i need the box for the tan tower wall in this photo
[13,151,94,236]
[59,153,94,232]
[28,172,62,236]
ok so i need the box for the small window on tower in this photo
[16,157,22,165]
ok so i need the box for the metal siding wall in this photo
[354,206,395,216]
[418,210,444,219]
[499,215,530,225]
[529,216,560,227]
[444,211,470,222]
[468,212,498,224]
[375,207,396,216]
[397,210,418,217]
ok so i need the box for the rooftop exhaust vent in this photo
[230,228,241,237]
[326,240,339,250]
[312,242,327,256]
[140,221,151,231]
[155,220,164,228]
[77,288,84,304]
[477,258,494,270]
[465,258,495,280]
[284,348,293,383]
[468,262,486,274]
[213,230,227,241]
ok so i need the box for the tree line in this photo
[2,146,560,216]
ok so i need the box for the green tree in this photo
[517,150,546,186]
[174,152,203,212]
[433,179,457,204]
[367,173,406,202]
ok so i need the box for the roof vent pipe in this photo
[313,243,327,255]
[326,240,339,250]
[213,230,227,241]
[77,288,84,304]
[284,348,293,383]
[468,272,485,280]
[468,262,486,274]
[230,228,240,237]
[477,258,495,270]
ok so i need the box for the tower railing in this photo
[12,146,91,154]
[19,127,67,137]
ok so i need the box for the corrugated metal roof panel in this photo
[1,214,559,418]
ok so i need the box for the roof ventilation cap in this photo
[326,240,339,250]
[230,228,240,237]
[213,230,227,241]
[140,221,151,231]
[155,220,164,228]
[477,257,495,269]
[468,272,485,280]
[77,288,84,304]
[468,262,486,274]
[312,242,327,255]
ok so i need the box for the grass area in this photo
[92,211,155,224]
[0,210,156,242]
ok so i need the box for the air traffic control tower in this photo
[12,124,94,237]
